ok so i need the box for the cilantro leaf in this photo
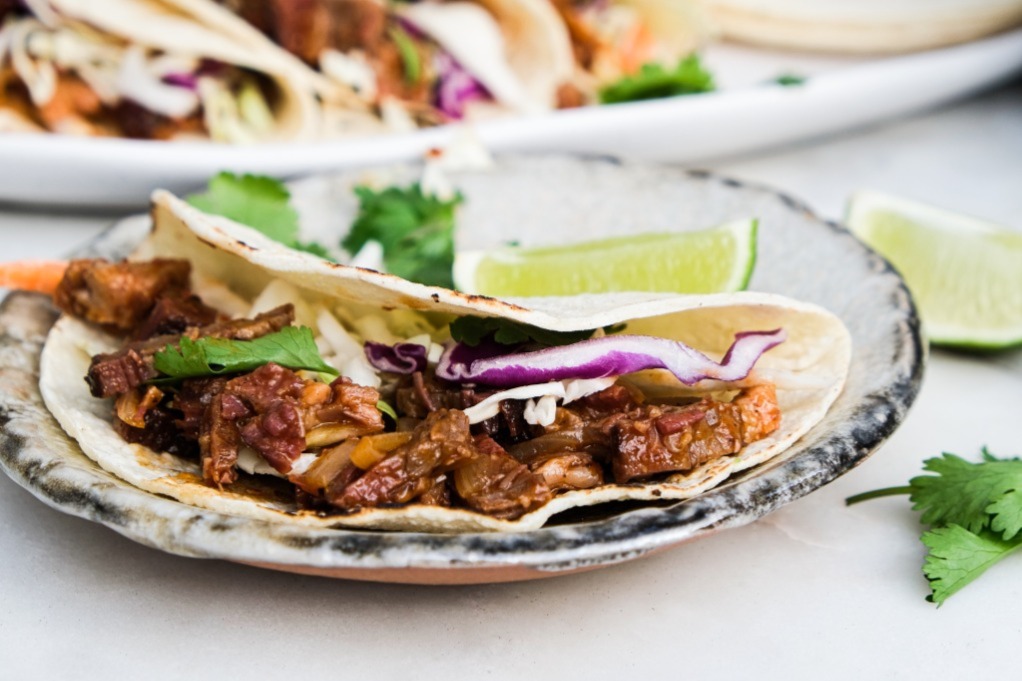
[922,525,1022,606]
[599,55,715,105]
[449,316,624,347]
[187,173,334,260]
[342,183,462,288]
[848,448,1022,605]
[774,73,806,87]
[909,453,1022,535]
[153,326,338,380]
[187,173,299,244]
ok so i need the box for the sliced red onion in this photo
[364,341,428,374]
[434,52,489,119]
[435,330,786,387]
[162,72,198,90]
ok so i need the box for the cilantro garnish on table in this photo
[342,183,463,288]
[599,55,715,105]
[186,172,332,259]
[847,448,1022,605]
[153,326,338,380]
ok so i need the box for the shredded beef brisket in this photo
[224,0,388,62]
[55,258,192,334]
[453,434,552,519]
[87,304,295,398]
[132,294,219,340]
[335,409,477,508]
[609,384,781,482]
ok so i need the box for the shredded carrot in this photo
[0,260,68,296]
[618,22,656,75]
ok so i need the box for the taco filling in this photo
[51,256,785,521]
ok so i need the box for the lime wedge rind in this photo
[846,190,1022,350]
[454,218,758,298]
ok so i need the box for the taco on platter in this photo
[699,0,1022,54]
[31,191,850,532]
[0,0,584,139]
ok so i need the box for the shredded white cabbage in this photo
[462,377,616,425]
[199,74,275,144]
[117,45,199,119]
[249,280,317,329]
[524,395,558,427]
[315,309,381,388]
[320,48,377,101]
[378,95,417,132]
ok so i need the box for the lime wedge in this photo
[454,219,757,297]
[846,191,1022,349]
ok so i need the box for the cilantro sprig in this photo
[187,173,332,259]
[153,326,338,380]
[599,55,714,105]
[847,448,1022,605]
[342,183,462,288]
[449,316,625,347]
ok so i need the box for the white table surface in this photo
[1,82,1020,681]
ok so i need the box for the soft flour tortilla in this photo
[701,0,1022,54]
[39,192,851,532]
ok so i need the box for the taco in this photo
[214,0,577,119]
[0,0,380,141]
[35,191,850,533]
[699,0,1022,54]
[0,0,580,139]
[543,0,713,102]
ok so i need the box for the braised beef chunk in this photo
[114,402,195,457]
[132,295,219,340]
[111,99,204,140]
[555,82,587,109]
[453,435,552,519]
[226,0,387,62]
[550,0,603,69]
[203,304,294,341]
[575,383,643,417]
[396,371,473,418]
[336,409,477,508]
[174,377,228,440]
[220,363,307,473]
[87,348,159,400]
[86,305,295,398]
[733,384,783,442]
[611,385,781,482]
[202,387,241,487]
[303,377,384,432]
[0,0,19,22]
[508,407,615,465]
[54,258,191,333]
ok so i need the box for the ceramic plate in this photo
[0,156,924,584]
[2,29,1022,207]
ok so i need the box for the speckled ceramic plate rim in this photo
[0,158,925,581]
